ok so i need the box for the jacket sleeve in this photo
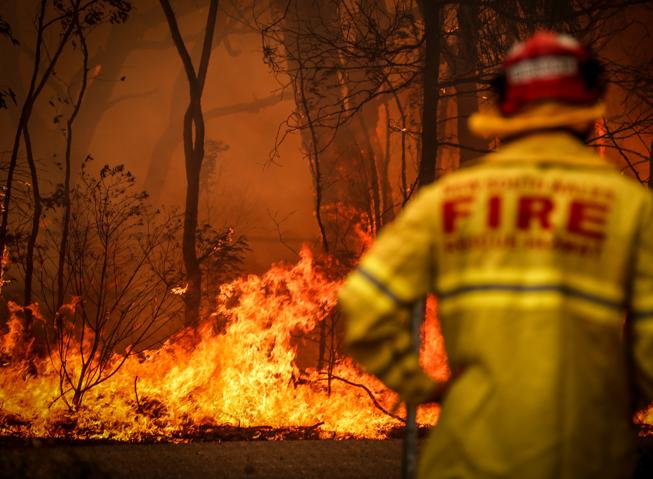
[629,191,653,409]
[338,187,443,404]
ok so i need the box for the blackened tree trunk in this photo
[358,111,383,236]
[418,0,442,187]
[455,2,487,167]
[23,125,40,335]
[144,17,221,202]
[57,18,90,312]
[160,0,219,327]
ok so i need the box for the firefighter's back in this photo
[420,131,646,479]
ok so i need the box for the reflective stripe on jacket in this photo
[338,130,653,479]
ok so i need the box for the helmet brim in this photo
[469,101,606,139]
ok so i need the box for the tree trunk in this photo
[389,89,410,205]
[182,108,203,326]
[160,0,219,327]
[296,39,329,254]
[58,21,89,311]
[144,19,226,201]
[455,3,487,167]
[418,1,442,187]
[358,111,383,235]
[381,101,396,223]
[23,125,40,338]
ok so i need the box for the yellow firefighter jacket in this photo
[338,130,653,478]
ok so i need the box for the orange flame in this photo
[0,246,446,441]
[595,118,607,158]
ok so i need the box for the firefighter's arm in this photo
[338,188,444,404]
[629,192,653,408]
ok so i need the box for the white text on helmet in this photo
[508,55,578,84]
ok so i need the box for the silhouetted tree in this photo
[159,0,219,327]
[417,0,442,186]
[0,0,131,340]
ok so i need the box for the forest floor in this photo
[1,436,653,479]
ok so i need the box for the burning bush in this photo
[0,246,445,441]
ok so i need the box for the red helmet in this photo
[497,31,604,116]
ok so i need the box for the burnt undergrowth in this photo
[0,422,433,446]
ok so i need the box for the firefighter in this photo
[338,31,653,478]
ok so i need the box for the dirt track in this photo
[2,437,653,478]
[0,439,405,479]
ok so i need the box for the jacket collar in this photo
[482,130,614,169]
